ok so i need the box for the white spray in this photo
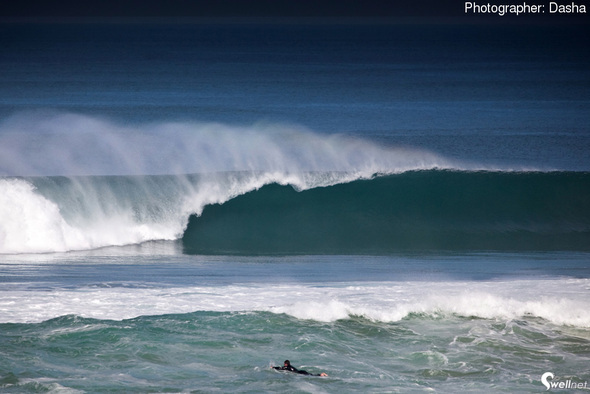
[0,111,458,254]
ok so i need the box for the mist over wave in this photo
[2,112,584,255]
[0,111,456,177]
[0,111,461,254]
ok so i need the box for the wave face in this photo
[0,112,462,254]
[1,170,589,255]
[183,171,590,254]
[1,114,589,255]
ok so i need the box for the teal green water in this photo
[184,171,590,254]
[1,252,589,393]
[6,170,590,255]
[2,311,589,393]
[1,21,589,393]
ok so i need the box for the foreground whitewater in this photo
[1,115,589,393]
[1,20,589,393]
[2,262,589,327]
[1,252,589,393]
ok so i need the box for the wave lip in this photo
[0,112,462,254]
[1,113,588,255]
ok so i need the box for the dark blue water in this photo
[1,21,590,393]
[1,23,589,170]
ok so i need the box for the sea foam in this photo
[2,279,589,327]
[0,177,181,254]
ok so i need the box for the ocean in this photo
[1,21,589,392]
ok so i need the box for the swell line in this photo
[183,171,590,254]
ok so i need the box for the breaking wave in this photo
[1,112,588,254]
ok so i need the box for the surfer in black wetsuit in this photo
[272,360,328,377]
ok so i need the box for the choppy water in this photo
[1,21,589,393]
[1,252,589,392]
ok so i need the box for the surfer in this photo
[272,360,328,377]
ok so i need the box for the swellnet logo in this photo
[542,372,588,390]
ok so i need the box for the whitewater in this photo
[0,112,458,254]
[4,113,586,255]
[2,115,588,392]
[1,21,589,393]
[2,249,589,392]
[1,113,589,392]
[3,270,590,327]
